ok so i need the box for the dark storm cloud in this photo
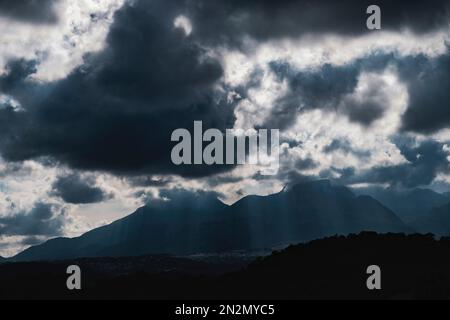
[338,140,450,188]
[0,59,37,93]
[51,174,111,204]
[187,0,450,45]
[0,202,66,237]
[343,76,392,126]
[263,51,450,133]
[263,62,359,129]
[0,0,235,178]
[398,54,450,133]
[295,158,318,170]
[263,58,394,130]
[0,0,449,182]
[345,100,385,126]
[0,59,43,115]
[0,0,59,24]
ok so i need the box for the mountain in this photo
[354,187,449,223]
[12,180,408,262]
[0,256,5,264]
[412,203,450,236]
[444,192,450,200]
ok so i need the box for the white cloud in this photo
[214,29,450,88]
[174,15,193,36]
[0,94,22,111]
[0,0,124,82]
[233,68,289,130]
[202,28,448,198]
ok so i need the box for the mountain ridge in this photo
[354,186,449,223]
[12,180,409,262]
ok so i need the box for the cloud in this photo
[0,0,59,24]
[341,139,450,188]
[260,56,401,130]
[323,139,371,159]
[294,157,319,171]
[0,0,450,257]
[341,74,392,126]
[188,0,450,45]
[263,62,360,129]
[51,174,111,204]
[0,162,32,178]
[0,0,449,181]
[399,53,450,133]
[0,59,37,93]
[0,0,125,83]
[20,236,46,246]
[0,202,67,237]
[127,176,174,188]
[0,0,235,178]
[259,50,450,134]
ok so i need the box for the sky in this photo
[0,0,449,257]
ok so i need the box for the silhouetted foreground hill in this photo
[11,181,409,262]
[2,233,450,300]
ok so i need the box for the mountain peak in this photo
[354,186,449,223]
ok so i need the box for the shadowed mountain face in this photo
[12,181,408,262]
[413,203,450,236]
[444,192,450,200]
[355,187,449,223]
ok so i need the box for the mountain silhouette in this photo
[12,180,408,262]
[355,187,449,223]
[444,192,450,200]
[412,203,450,236]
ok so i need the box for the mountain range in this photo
[11,180,410,262]
[353,187,449,223]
